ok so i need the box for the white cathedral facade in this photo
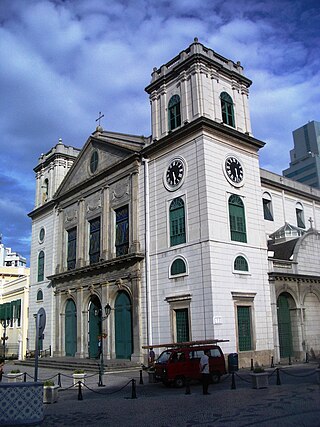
[28,39,320,368]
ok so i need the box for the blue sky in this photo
[0,0,319,262]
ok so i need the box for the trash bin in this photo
[228,353,238,373]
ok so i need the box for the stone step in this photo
[14,357,142,373]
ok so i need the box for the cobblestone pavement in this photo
[2,362,320,426]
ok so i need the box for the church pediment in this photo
[55,130,146,197]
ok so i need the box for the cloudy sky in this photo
[0,0,319,263]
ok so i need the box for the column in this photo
[241,87,252,135]
[150,91,159,140]
[56,291,64,357]
[180,71,189,123]
[77,287,86,358]
[190,64,201,119]
[101,185,110,260]
[159,86,167,136]
[55,207,64,274]
[130,169,140,253]
[77,198,86,268]
[130,273,142,363]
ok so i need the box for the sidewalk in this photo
[1,362,320,426]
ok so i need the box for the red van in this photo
[154,344,227,387]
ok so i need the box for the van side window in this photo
[190,350,204,359]
[210,348,221,358]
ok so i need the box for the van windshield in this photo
[157,351,172,363]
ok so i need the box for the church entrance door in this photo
[65,299,77,357]
[277,293,293,358]
[88,296,102,359]
[115,292,132,359]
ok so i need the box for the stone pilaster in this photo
[101,185,110,260]
[77,198,86,267]
[130,170,140,253]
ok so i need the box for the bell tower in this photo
[34,139,80,208]
[145,37,253,142]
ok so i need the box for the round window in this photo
[90,151,99,173]
[39,227,45,243]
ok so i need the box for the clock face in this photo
[225,156,244,185]
[165,158,185,189]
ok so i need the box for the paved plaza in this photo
[1,361,320,426]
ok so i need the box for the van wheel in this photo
[174,376,185,388]
[211,372,220,384]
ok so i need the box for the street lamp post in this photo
[97,303,112,387]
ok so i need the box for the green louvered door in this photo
[277,294,293,358]
[115,293,132,359]
[65,299,77,357]
[175,309,189,342]
[89,301,101,359]
[237,306,252,351]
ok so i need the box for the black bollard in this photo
[289,356,292,365]
[185,377,191,395]
[276,368,281,385]
[78,381,83,400]
[250,359,254,371]
[131,379,137,399]
[306,352,309,363]
[98,372,105,387]
[231,372,236,390]
[271,356,274,368]
[139,369,144,385]
[58,373,61,387]
[24,372,27,382]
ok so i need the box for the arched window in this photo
[220,92,235,127]
[170,257,187,277]
[234,255,249,272]
[42,178,49,203]
[262,192,273,221]
[296,202,305,228]
[168,95,181,131]
[169,197,186,246]
[38,251,45,282]
[229,195,247,243]
[37,289,43,301]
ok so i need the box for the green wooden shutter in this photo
[38,251,45,282]
[168,95,181,130]
[170,198,186,246]
[115,206,129,256]
[89,218,101,264]
[229,195,247,243]
[171,258,186,276]
[221,92,235,127]
[67,227,77,270]
[234,256,248,271]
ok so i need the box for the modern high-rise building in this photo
[283,120,320,188]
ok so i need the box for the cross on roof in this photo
[95,112,104,127]
[308,217,314,229]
